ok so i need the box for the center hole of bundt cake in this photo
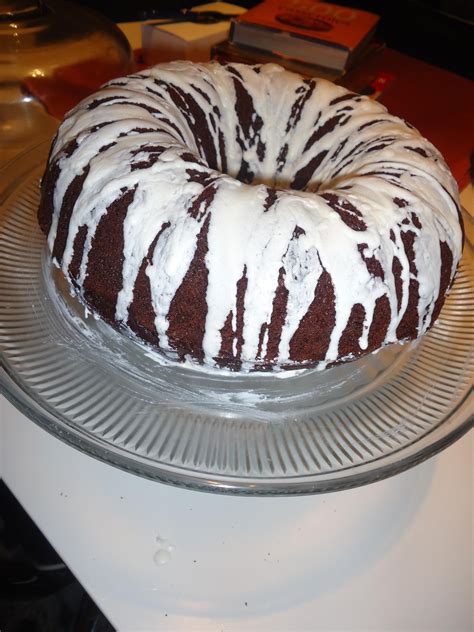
[207,152,279,189]
[216,137,322,192]
[233,170,321,193]
[217,158,319,193]
[191,117,319,192]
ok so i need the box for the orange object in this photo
[235,0,379,49]
[230,0,379,71]
[22,57,137,120]
[353,49,474,189]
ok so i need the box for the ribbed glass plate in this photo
[1,142,473,495]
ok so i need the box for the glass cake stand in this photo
[1,142,473,495]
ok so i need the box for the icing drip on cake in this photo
[38,61,463,372]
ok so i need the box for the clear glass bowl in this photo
[1,142,473,495]
[0,0,132,160]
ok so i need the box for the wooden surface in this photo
[343,47,474,189]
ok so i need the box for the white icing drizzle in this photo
[43,61,463,372]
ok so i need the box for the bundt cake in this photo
[38,61,464,372]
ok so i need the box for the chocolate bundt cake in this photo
[38,61,464,372]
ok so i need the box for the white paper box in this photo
[142,2,245,64]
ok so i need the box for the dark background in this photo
[75,0,474,79]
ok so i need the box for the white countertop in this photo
[0,396,472,631]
